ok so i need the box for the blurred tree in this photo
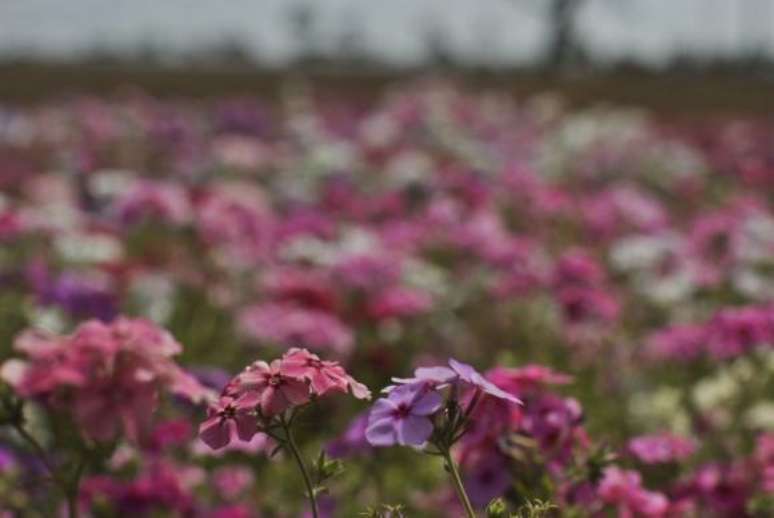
[544,0,588,68]
[286,2,321,65]
[421,16,457,69]
[510,0,589,70]
[336,10,372,68]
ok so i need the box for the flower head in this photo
[279,348,370,399]
[199,348,370,450]
[1,317,209,442]
[237,360,310,416]
[366,383,442,447]
[198,396,259,450]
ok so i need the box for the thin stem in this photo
[442,448,476,518]
[11,421,80,518]
[279,415,319,518]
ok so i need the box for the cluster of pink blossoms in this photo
[646,303,774,362]
[0,317,209,442]
[200,348,371,449]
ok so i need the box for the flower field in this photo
[0,82,772,517]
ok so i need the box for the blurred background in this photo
[2,0,774,112]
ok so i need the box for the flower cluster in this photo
[0,82,773,516]
[366,359,521,448]
[1,317,208,442]
[200,348,370,450]
[647,303,774,362]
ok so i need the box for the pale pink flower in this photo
[237,360,310,416]
[198,396,260,450]
[279,348,371,399]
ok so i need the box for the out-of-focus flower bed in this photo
[0,82,772,517]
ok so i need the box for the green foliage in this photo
[360,503,407,517]
[486,497,558,518]
[312,450,345,495]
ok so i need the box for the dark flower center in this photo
[307,358,324,369]
[392,403,411,419]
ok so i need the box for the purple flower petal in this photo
[414,366,457,384]
[396,415,434,446]
[365,417,398,446]
[411,389,443,416]
[449,358,522,406]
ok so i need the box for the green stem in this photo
[12,422,81,518]
[280,416,319,518]
[442,448,476,518]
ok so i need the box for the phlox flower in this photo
[238,303,353,354]
[628,433,697,464]
[198,396,260,450]
[448,359,523,406]
[597,467,669,517]
[366,382,442,447]
[387,359,522,406]
[237,360,310,416]
[326,412,372,458]
[279,348,371,399]
[1,317,209,442]
[199,348,370,451]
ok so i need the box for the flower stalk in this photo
[442,447,476,518]
[279,414,319,518]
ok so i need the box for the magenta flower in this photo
[366,383,442,447]
[597,467,669,517]
[628,433,697,464]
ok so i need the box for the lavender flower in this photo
[388,359,522,406]
[365,383,442,447]
[448,359,523,406]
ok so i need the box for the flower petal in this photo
[396,415,433,446]
[199,418,230,450]
[411,390,443,416]
[365,417,397,446]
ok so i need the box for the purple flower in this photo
[366,383,442,447]
[389,366,457,391]
[448,359,523,406]
[464,452,513,508]
[387,360,522,407]
[325,412,372,458]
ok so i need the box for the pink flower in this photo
[198,396,259,450]
[237,360,310,416]
[628,433,697,464]
[199,349,371,450]
[112,180,191,226]
[279,348,371,399]
[486,365,572,396]
[706,305,773,360]
[212,466,255,501]
[598,467,669,517]
[552,249,606,288]
[1,318,210,442]
[238,303,353,354]
[366,286,432,320]
[645,324,707,362]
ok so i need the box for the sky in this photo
[1,0,773,65]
